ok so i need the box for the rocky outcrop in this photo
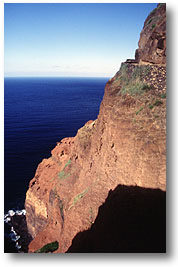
[25,4,166,253]
[135,3,166,65]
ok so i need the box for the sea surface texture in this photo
[4,77,107,251]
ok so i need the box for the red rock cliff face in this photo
[135,3,166,65]
[25,4,166,253]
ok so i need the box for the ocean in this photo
[4,76,108,252]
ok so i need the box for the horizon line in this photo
[4,75,111,79]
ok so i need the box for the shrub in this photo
[58,170,70,180]
[148,99,163,109]
[69,189,88,209]
[147,18,152,25]
[119,64,152,96]
[142,84,151,91]
[132,66,142,79]
[161,93,166,99]
[64,159,71,169]
[136,106,144,115]
[58,160,72,180]
[121,81,150,95]
[73,189,88,205]
[154,99,163,106]
[34,241,59,253]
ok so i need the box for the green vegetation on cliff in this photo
[34,241,59,253]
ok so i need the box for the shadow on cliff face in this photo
[67,185,166,253]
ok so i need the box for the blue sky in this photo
[4,3,157,77]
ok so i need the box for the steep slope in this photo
[25,4,166,253]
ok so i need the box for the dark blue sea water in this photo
[4,77,108,213]
[4,77,108,252]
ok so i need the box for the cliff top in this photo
[135,3,166,65]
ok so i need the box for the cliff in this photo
[25,4,166,253]
[135,3,166,65]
